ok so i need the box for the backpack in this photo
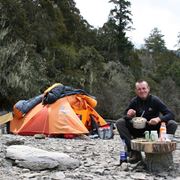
[90,115,114,139]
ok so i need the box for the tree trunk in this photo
[145,152,173,172]
[131,139,176,172]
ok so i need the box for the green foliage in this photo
[126,50,142,79]
[138,49,180,121]
[96,0,133,63]
[0,0,29,41]
[78,46,105,93]
[46,45,80,81]
[96,61,135,119]
[27,0,66,52]
[144,27,167,53]
[78,46,104,66]
[175,32,180,51]
[109,0,133,31]
[0,37,48,103]
[55,0,94,48]
[167,60,180,86]
[0,0,179,121]
[158,78,180,120]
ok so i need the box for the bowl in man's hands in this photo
[132,117,147,129]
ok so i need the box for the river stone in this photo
[5,145,80,170]
[50,171,66,179]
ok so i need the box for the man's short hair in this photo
[135,80,149,88]
[136,80,147,84]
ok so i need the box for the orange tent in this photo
[10,94,107,136]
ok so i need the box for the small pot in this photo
[132,117,147,129]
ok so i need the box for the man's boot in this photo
[128,150,142,164]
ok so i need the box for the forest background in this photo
[0,0,180,121]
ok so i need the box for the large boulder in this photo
[5,145,80,171]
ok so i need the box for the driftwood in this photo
[131,139,176,172]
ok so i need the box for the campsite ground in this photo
[0,124,180,179]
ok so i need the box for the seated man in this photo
[116,80,177,163]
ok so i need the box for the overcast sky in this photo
[74,0,180,50]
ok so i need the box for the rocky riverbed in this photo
[0,125,180,180]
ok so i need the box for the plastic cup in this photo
[150,130,158,141]
[144,131,150,141]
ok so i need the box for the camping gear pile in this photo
[10,83,113,139]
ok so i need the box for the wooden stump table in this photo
[131,139,176,172]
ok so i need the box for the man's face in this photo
[135,81,150,100]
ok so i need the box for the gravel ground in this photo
[0,125,180,180]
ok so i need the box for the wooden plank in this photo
[0,112,13,125]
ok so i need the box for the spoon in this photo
[140,110,145,117]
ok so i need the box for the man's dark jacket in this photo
[124,94,174,122]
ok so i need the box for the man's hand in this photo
[148,117,161,125]
[127,109,136,118]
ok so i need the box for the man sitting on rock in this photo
[116,80,177,163]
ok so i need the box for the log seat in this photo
[131,138,176,172]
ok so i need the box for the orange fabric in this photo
[47,98,88,134]
[10,97,89,135]
[13,105,24,119]
[10,94,106,136]
[10,103,45,134]
[67,95,107,130]
[17,106,49,135]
